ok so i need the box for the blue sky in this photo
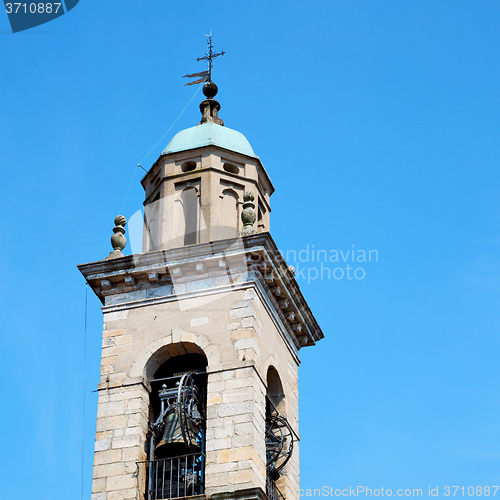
[1,0,500,498]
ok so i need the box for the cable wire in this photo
[99,82,205,260]
[138,81,205,166]
[81,283,88,500]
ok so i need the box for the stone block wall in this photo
[91,382,149,500]
[90,283,301,500]
[204,364,267,496]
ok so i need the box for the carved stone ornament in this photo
[240,191,257,236]
[105,215,127,260]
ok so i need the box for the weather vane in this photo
[197,33,225,82]
[183,33,225,86]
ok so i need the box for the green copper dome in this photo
[162,122,256,158]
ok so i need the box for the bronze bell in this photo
[154,406,200,459]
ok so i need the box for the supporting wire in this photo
[99,82,205,261]
[138,81,205,166]
[81,283,88,500]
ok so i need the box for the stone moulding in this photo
[210,486,268,500]
[78,232,324,350]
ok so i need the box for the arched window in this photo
[220,189,239,239]
[181,187,199,245]
[144,192,160,251]
[145,346,207,499]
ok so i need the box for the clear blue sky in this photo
[1,1,500,498]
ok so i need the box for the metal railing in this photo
[266,475,285,500]
[139,453,204,500]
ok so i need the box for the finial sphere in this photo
[203,81,218,99]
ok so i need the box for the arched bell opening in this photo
[266,367,294,500]
[267,367,286,416]
[145,345,207,500]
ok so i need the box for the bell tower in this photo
[79,62,323,500]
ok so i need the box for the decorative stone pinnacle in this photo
[240,191,257,237]
[199,83,224,126]
[244,191,254,202]
[105,215,127,260]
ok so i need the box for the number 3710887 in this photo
[444,487,500,496]
[5,3,62,14]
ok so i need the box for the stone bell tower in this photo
[79,76,323,500]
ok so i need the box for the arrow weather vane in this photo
[196,33,225,82]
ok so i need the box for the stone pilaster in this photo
[204,364,267,496]
[91,382,149,500]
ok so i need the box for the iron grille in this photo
[138,453,204,500]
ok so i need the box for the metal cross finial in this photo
[196,33,225,82]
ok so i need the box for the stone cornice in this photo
[78,233,324,350]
